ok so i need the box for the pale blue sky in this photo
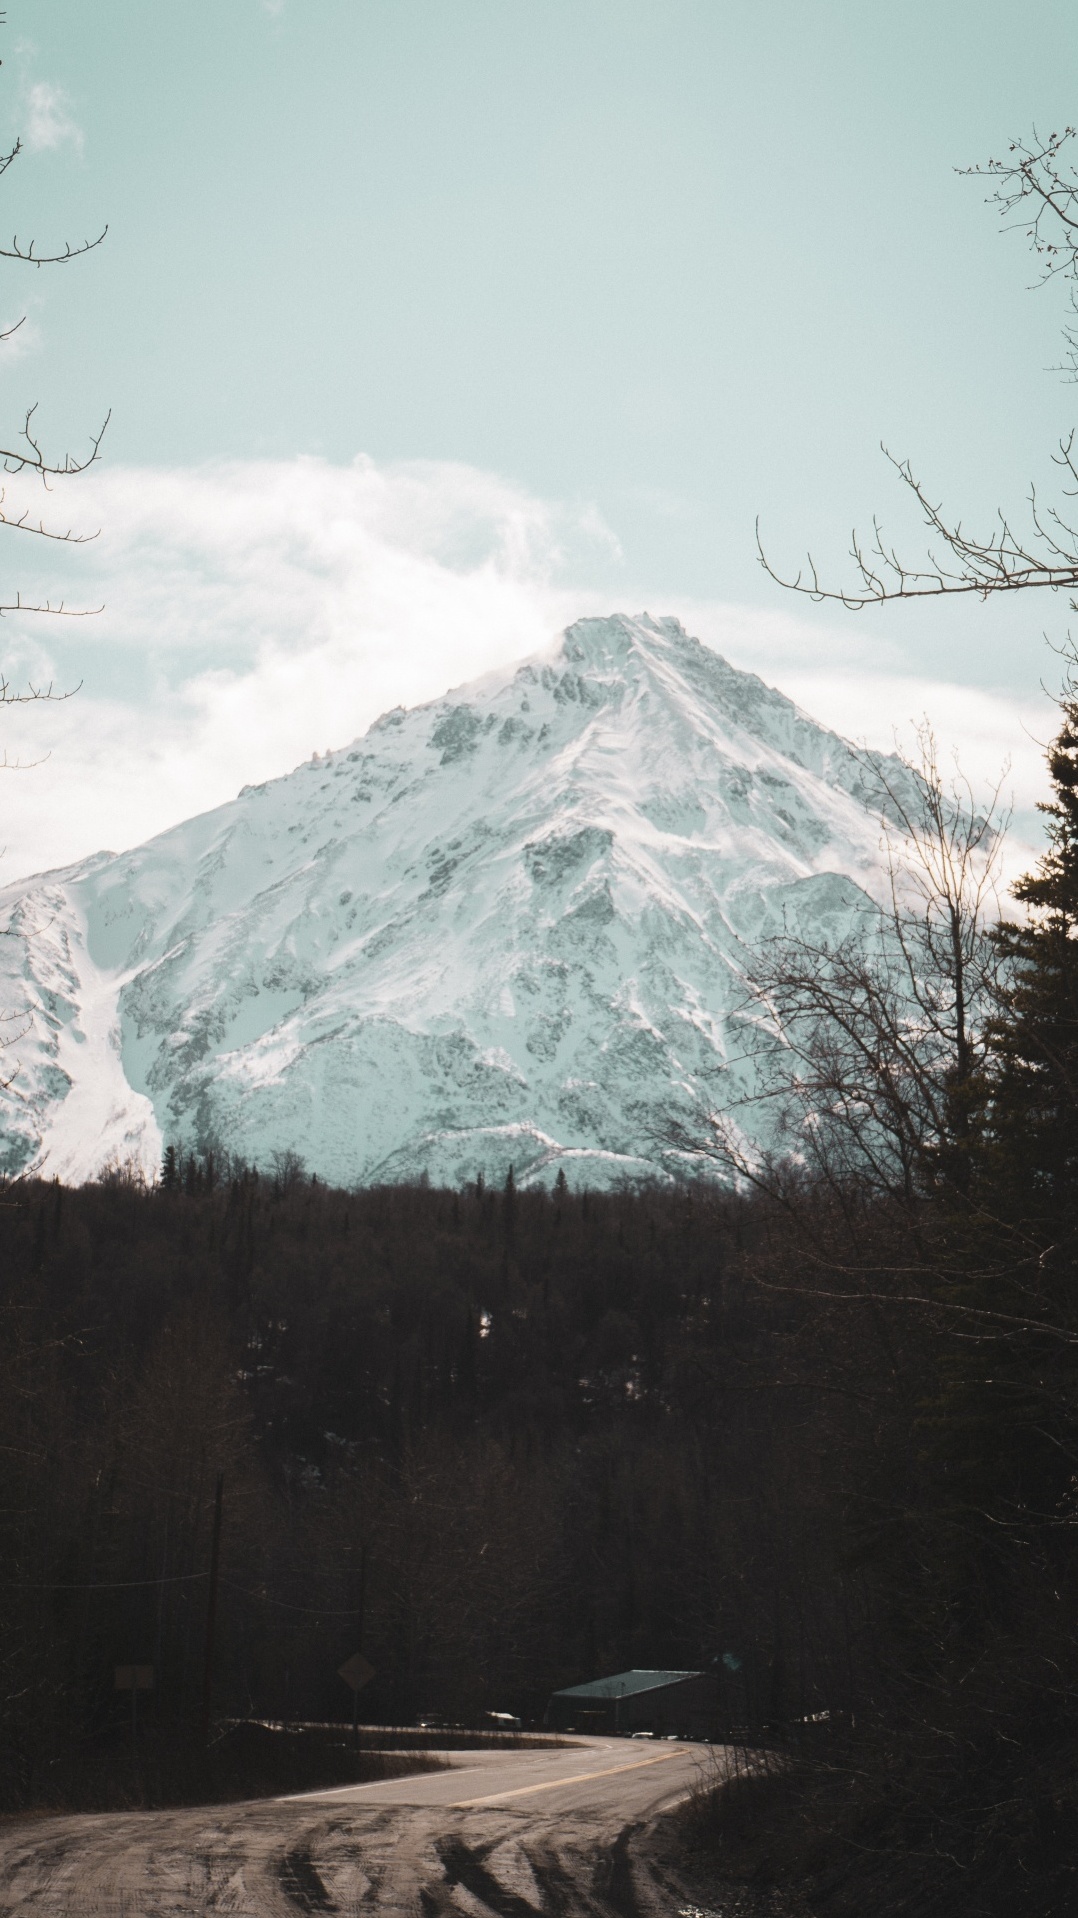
[1,0,1077,875]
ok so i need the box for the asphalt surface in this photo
[0,1737,724,1916]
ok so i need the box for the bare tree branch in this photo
[758,128,1078,603]
[0,404,110,484]
[0,592,101,619]
[758,442,1078,607]
[0,494,98,543]
[0,674,81,704]
[0,136,107,266]
[0,226,108,268]
[963,127,1078,283]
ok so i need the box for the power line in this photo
[0,1571,358,1613]
[0,1571,208,1591]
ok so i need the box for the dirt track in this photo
[0,1738,725,1917]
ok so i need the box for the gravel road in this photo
[0,1737,726,1917]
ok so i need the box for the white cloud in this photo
[22,81,83,155]
[0,453,1053,886]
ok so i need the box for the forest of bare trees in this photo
[0,1169,868,1792]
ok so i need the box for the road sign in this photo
[115,1666,154,1690]
[338,1652,375,1693]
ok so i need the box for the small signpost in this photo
[200,1473,225,1748]
[115,1665,153,1762]
[338,1652,375,1745]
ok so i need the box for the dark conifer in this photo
[987,688,1078,1250]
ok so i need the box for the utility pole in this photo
[199,1473,224,1748]
[115,1666,153,1768]
[353,1543,367,1748]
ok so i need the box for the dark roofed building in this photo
[546,1668,715,1737]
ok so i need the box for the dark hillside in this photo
[0,1168,870,1807]
[2,1159,1075,1917]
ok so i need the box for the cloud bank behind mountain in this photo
[0,452,1048,884]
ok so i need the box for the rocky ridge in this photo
[0,614,904,1187]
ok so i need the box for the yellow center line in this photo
[453,1747,683,1808]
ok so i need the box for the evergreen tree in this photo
[897,695,1078,1832]
[987,688,1078,1256]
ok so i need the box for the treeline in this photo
[0,1166,869,1806]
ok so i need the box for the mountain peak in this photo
[560,611,688,667]
[0,616,899,1189]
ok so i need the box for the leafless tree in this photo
[0,15,109,1111]
[758,128,1078,608]
[0,11,108,743]
[679,730,1008,1208]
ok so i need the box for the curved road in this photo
[0,1737,725,1916]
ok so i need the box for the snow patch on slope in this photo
[0,615,911,1187]
[0,874,161,1180]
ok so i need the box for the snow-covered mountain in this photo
[0,614,904,1188]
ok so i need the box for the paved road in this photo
[0,1738,724,1916]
